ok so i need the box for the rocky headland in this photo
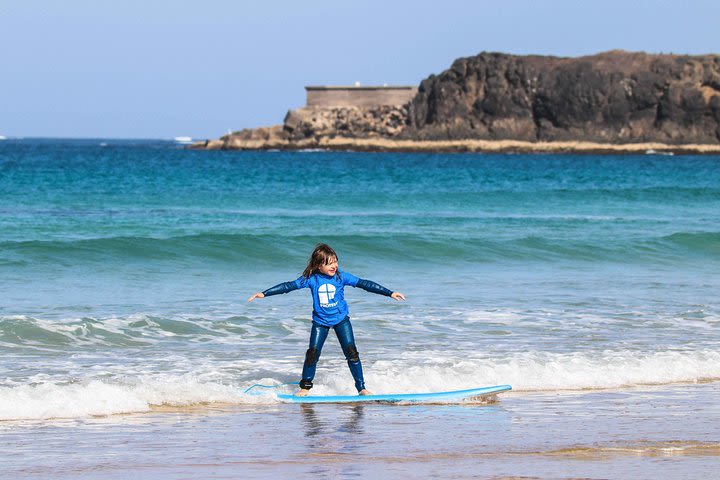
[192,50,720,154]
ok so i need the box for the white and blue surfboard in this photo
[277,384,511,404]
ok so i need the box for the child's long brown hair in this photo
[302,243,339,278]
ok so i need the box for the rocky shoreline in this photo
[191,50,720,154]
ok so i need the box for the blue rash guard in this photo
[262,270,393,327]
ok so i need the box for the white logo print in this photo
[318,283,337,307]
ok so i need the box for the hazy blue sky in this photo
[1,0,718,139]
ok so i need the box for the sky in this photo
[1,0,718,139]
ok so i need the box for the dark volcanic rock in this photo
[403,50,720,143]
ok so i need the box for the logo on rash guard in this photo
[318,283,337,307]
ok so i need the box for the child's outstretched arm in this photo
[247,292,265,302]
[247,281,300,302]
[356,279,406,301]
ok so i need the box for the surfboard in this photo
[276,384,511,404]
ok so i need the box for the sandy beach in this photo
[194,135,720,155]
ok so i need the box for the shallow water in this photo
[2,384,718,479]
[1,139,718,477]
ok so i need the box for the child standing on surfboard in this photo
[247,243,405,396]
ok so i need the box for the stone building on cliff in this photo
[304,85,417,108]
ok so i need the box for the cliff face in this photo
[403,51,720,143]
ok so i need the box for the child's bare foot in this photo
[359,389,373,396]
[295,389,310,397]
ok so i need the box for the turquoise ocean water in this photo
[1,139,719,477]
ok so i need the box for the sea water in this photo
[1,139,718,478]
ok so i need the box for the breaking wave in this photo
[2,349,718,421]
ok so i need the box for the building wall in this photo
[305,86,418,108]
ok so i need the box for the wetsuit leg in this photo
[333,317,365,392]
[300,322,329,390]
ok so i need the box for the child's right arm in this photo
[247,279,304,302]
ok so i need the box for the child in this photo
[248,243,405,396]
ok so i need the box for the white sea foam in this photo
[364,349,720,394]
[2,349,718,420]
[0,376,269,421]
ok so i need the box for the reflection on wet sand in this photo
[300,404,365,439]
[299,404,366,478]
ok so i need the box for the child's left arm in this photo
[355,278,406,301]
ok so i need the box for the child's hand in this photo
[391,292,406,301]
[247,292,265,302]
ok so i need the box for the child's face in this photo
[318,257,338,276]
